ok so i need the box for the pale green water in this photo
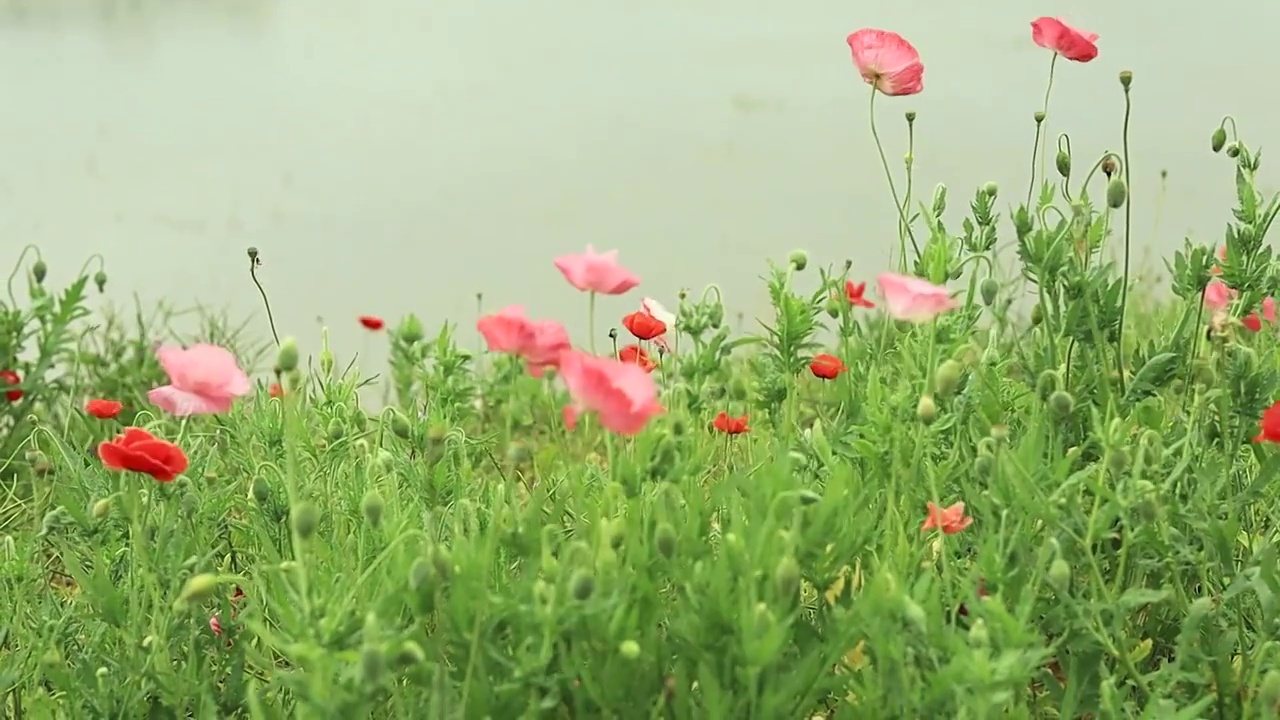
[2,0,1277,378]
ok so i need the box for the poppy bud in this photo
[1226,142,1240,159]
[360,644,385,686]
[1106,178,1127,209]
[387,410,412,440]
[989,424,1009,443]
[1036,370,1060,400]
[654,522,677,559]
[1211,127,1227,153]
[398,314,425,345]
[327,419,345,443]
[1107,449,1130,475]
[251,475,270,504]
[276,337,300,373]
[618,639,641,660]
[797,489,822,506]
[1118,70,1132,90]
[391,640,426,669]
[408,557,434,592]
[181,492,199,516]
[1048,390,1075,420]
[1033,111,1045,124]
[361,490,385,528]
[570,569,596,602]
[602,519,625,550]
[978,277,999,307]
[1030,303,1043,326]
[981,181,998,198]
[32,260,47,284]
[974,453,995,478]
[1048,558,1071,592]
[824,295,841,319]
[916,395,937,425]
[430,544,454,581]
[91,497,112,520]
[967,618,990,648]
[900,597,927,633]
[93,269,107,293]
[1055,150,1071,179]
[788,249,809,272]
[774,555,801,599]
[933,359,963,398]
[291,501,320,541]
[904,110,916,123]
[179,573,220,604]
[1140,430,1163,466]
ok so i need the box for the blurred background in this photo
[1,0,1277,379]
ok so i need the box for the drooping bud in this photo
[388,410,412,440]
[900,596,928,633]
[916,395,937,425]
[93,269,108,293]
[979,277,999,306]
[570,569,596,602]
[1106,178,1128,209]
[654,523,677,559]
[360,644,385,686]
[1055,150,1071,179]
[773,555,801,599]
[933,360,963,398]
[326,419,345,443]
[788,249,809,272]
[602,519,625,551]
[974,453,995,478]
[1036,370,1060,400]
[1030,303,1044,326]
[91,498,112,520]
[179,573,220,604]
[361,490,385,528]
[430,544,454,581]
[251,475,270,504]
[32,260,47,284]
[291,501,320,541]
[1048,390,1075,420]
[1048,558,1071,592]
[1226,142,1241,159]
[1259,669,1280,711]
[1210,127,1227,153]
[390,640,426,669]
[276,337,300,373]
[1107,449,1130,476]
[824,295,841,319]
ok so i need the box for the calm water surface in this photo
[1,0,1278,377]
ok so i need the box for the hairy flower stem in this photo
[247,250,280,347]
[869,88,920,270]
[1116,82,1134,394]
[1027,53,1057,207]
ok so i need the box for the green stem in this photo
[1029,53,1060,207]
[588,291,597,356]
[868,88,920,269]
[1116,84,1134,395]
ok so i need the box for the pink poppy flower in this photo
[558,349,663,435]
[1264,297,1277,324]
[147,344,251,416]
[553,245,641,295]
[1030,17,1099,63]
[476,306,570,377]
[876,273,958,323]
[1204,279,1234,311]
[641,296,677,352]
[846,29,924,97]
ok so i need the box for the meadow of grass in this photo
[4,18,1280,720]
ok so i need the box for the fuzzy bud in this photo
[1211,127,1227,153]
[92,269,107,293]
[91,497,112,520]
[974,453,995,478]
[388,410,412,440]
[797,489,822,506]
[979,277,999,306]
[1030,303,1044,326]
[981,181,998,198]
[654,523,677,559]
[361,490,385,528]
[916,395,937,425]
[1033,111,1045,124]
[360,644,385,686]
[824,295,841,319]
[602,519,625,551]
[1260,669,1280,712]
[391,640,426,669]
[276,338,300,373]
[570,569,596,602]
[250,475,270,504]
[179,573,220,604]
[1226,142,1240,159]
[1048,558,1071,592]
[1107,449,1130,476]
[1106,178,1128,209]
[1055,150,1071,179]
[398,314,425,345]
[788,250,809,272]
[933,360,963,398]
[900,597,928,633]
[1035,370,1060,400]
[291,501,320,541]
[773,555,801,599]
[1048,390,1075,420]
[32,260,47,284]
[326,419,345,443]
[618,639,641,660]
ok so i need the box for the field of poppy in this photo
[4,16,1280,719]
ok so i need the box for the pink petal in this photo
[148,385,235,416]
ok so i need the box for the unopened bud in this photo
[1118,70,1132,90]
[933,360,963,398]
[360,644,385,685]
[93,270,108,293]
[32,260,47,284]
[430,544,454,581]
[916,395,937,425]
[967,618,990,648]
[974,453,995,478]
[901,597,928,633]
[654,523,677,559]
[788,249,809,272]
[1055,150,1071,179]
[1048,558,1071,592]
[1107,449,1130,475]
[570,569,596,601]
[391,640,426,669]
[1106,178,1128,209]
[388,410,412,440]
[981,181,998,198]
[773,555,801,599]
[824,295,841,319]
[979,277,999,306]
[1030,303,1044,326]
[179,573,220,604]
[1036,370,1060,400]
[619,639,641,660]
[1260,669,1280,711]
[327,419,345,443]
[361,490,385,528]
[91,498,112,520]
[1211,127,1227,153]
[291,501,320,540]
[905,110,917,123]
[1226,142,1240,159]
[276,337,300,373]
[1048,390,1075,420]
[602,519,625,550]
[398,314,426,345]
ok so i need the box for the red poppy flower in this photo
[713,411,749,435]
[85,399,123,419]
[358,315,385,331]
[622,311,666,341]
[210,586,248,642]
[97,427,189,482]
[1254,400,1280,444]
[0,369,22,402]
[618,344,657,373]
[845,280,875,309]
[268,383,284,398]
[809,353,847,380]
[1243,313,1263,333]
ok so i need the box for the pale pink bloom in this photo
[558,349,663,435]
[209,615,223,636]
[1030,17,1099,63]
[1204,279,1234,311]
[476,306,570,377]
[641,296,677,353]
[921,501,972,535]
[1264,297,1277,324]
[876,273,958,323]
[553,245,641,295]
[147,344,251,416]
[846,29,924,97]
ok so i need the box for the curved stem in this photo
[6,244,43,307]
[248,254,280,346]
[868,88,920,269]
[1116,86,1134,395]
[1028,53,1059,207]
[74,253,105,281]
